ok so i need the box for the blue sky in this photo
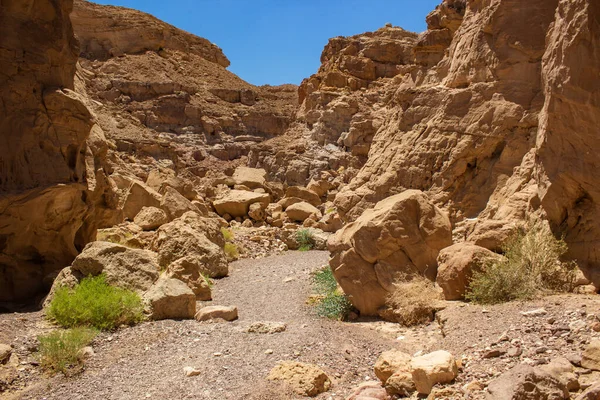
[92,0,441,86]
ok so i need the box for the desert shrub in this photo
[296,229,314,251]
[466,221,577,304]
[201,273,214,289]
[38,328,97,375]
[47,274,144,331]
[386,274,441,326]
[221,227,234,241]
[224,242,239,260]
[312,266,353,320]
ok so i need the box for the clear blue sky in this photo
[92,0,441,86]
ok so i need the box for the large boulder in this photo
[152,213,228,278]
[121,179,162,221]
[69,241,160,293]
[286,186,322,207]
[134,206,168,231]
[143,277,196,320]
[328,190,452,315]
[267,361,331,397]
[436,242,501,300]
[165,257,212,300]
[582,340,600,371]
[233,167,267,189]
[212,190,270,218]
[487,364,569,400]
[194,305,238,322]
[285,202,322,222]
[160,186,199,221]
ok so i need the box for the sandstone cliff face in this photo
[71,0,298,177]
[0,0,117,302]
[317,0,600,285]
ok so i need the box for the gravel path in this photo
[13,251,397,400]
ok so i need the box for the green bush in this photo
[224,242,240,260]
[221,227,234,241]
[296,229,315,251]
[311,266,353,320]
[466,221,577,304]
[47,274,144,331]
[38,328,97,375]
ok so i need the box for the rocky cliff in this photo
[0,0,118,302]
[71,0,298,174]
[263,0,600,286]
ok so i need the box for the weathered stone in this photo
[582,340,600,371]
[67,241,160,293]
[374,349,412,384]
[286,186,322,207]
[144,277,196,320]
[165,257,212,300]
[0,345,12,365]
[246,322,287,334]
[195,305,238,322]
[160,186,198,221]
[487,364,569,400]
[329,190,452,315]
[410,350,458,395]
[248,202,265,221]
[233,167,267,189]
[267,361,331,397]
[285,202,322,222]
[541,357,580,392]
[346,382,391,400]
[134,207,168,231]
[436,243,501,300]
[212,190,270,218]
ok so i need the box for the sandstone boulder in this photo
[410,350,458,395]
[436,242,501,300]
[160,186,198,221]
[248,202,265,221]
[233,167,267,189]
[0,345,12,365]
[152,214,228,278]
[317,212,344,233]
[346,382,391,400]
[582,340,600,371]
[69,241,160,293]
[143,277,196,320]
[285,202,322,222]
[134,207,168,231]
[212,190,270,218]
[328,190,452,315]
[541,357,580,392]
[487,364,569,400]
[374,349,412,384]
[286,186,322,207]
[121,179,162,220]
[267,361,331,397]
[195,305,238,322]
[165,257,212,300]
[146,169,196,201]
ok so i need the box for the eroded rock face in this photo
[328,190,452,315]
[0,0,118,302]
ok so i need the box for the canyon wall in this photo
[0,0,117,302]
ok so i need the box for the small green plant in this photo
[296,229,315,251]
[47,274,144,331]
[386,273,441,326]
[38,328,97,375]
[221,227,234,241]
[466,221,577,304]
[201,273,214,289]
[224,242,239,260]
[311,266,353,320]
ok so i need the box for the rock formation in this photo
[253,0,600,288]
[0,0,118,302]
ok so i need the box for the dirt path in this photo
[12,251,398,400]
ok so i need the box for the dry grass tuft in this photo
[384,274,442,326]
